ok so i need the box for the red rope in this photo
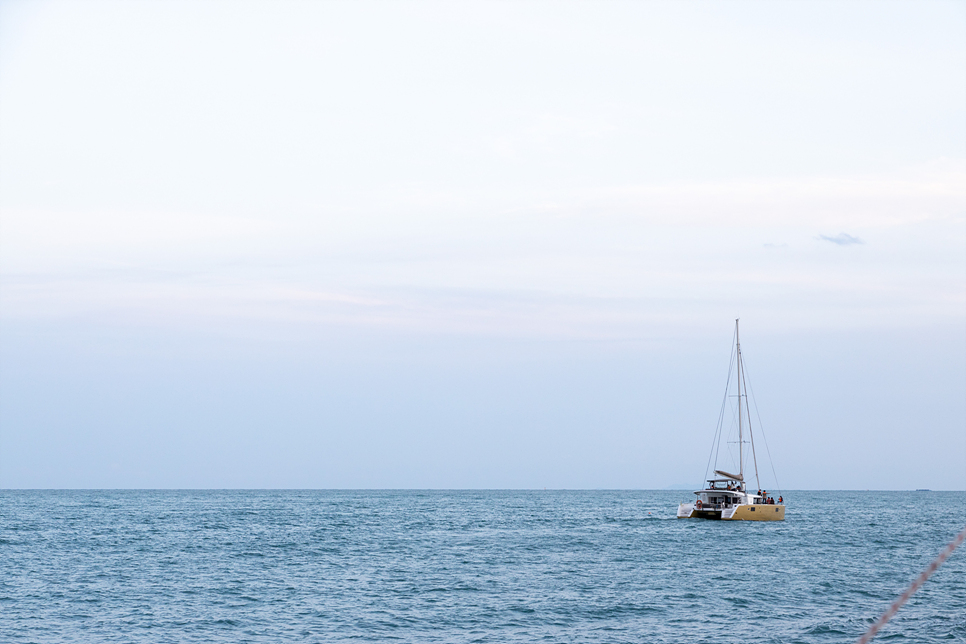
[856,524,966,644]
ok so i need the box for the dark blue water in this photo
[1,490,963,643]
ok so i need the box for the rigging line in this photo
[725,402,741,472]
[741,347,761,491]
[704,328,737,487]
[744,361,782,496]
[706,415,722,488]
[856,524,966,644]
[706,355,733,486]
[702,396,722,488]
[715,339,738,475]
[701,409,721,488]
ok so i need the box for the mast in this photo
[736,319,761,493]
[736,319,743,483]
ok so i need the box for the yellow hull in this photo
[677,503,785,521]
[725,504,784,521]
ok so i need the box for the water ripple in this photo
[1,490,963,643]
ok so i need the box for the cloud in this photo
[818,233,864,245]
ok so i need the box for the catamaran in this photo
[677,320,785,521]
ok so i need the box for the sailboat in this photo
[677,320,785,521]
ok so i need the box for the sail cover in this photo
[714,469,743,481]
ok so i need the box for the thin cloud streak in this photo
[818,233,864,245]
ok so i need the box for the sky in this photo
[0,0,964,490]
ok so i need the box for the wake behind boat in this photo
[677,320,785,521]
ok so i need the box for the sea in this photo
[1,490,963,643]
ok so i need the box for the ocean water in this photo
[1,490,963,643]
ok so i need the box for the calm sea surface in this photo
[1,490,963,643]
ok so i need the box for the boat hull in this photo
[677,503,784,521]
[727,504,784,521]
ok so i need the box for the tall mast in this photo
[736,319,743,482]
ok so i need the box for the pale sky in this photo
[1,0,964,489]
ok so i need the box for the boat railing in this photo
[699,503,738,510]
